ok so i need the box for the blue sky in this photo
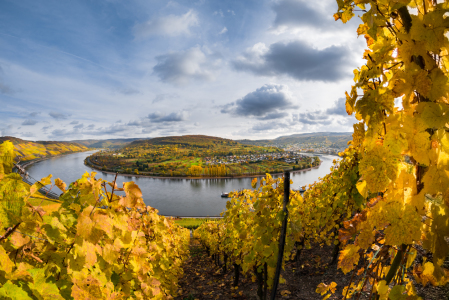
[0,0,364,141]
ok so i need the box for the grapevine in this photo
[0,140,189,299]
[331,0,449,298]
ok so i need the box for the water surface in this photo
[25,151,337,216]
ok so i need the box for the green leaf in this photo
[28,268,64,300]
[0,281,33,300]
[388,285,407,300]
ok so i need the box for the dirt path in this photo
[176,239,449,300]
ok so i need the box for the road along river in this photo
[25,151,338,217]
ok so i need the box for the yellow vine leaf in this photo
[375,280,389,300]
[388,285,407,300]
[356,180,368,198]
[422,202,449,267]
[359,145,399,192]
[54,178,66,192]
[251,178,257,188]
[416,102,449,131]
[0,245,13,274]
[338,244,360,274]
[352,122,365,147]
[422,151,449,196]
[120,181,144,208]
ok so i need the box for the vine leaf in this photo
[338,244,360,274]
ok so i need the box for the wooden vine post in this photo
[270,170,290,300]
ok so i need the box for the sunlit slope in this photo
[0,136,88,161]
[72,137,142,149]
[130,134,236,147]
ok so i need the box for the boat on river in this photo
[221,192,230,198]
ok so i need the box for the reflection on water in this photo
[25,151,337,217]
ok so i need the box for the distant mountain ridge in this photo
[129,135,237,148]
[70,132,353,149]
[72,138,145,149]
[237,132,353,149]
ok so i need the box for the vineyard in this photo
[190,0,449,299]
[0,140,190,299]
[0,136,88,162]
[85,135,317,177]
[1,0,449,299]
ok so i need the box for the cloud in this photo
[0,82,13,94]
[19,132,35,137]
[219,27,228,34]
[257,112,289,120]
[221,84,297,119]
[119,88,140,95]
[49,111,69,120]
[73,123,84,129]
[134,10,198,38]
[0,65,13,94]
[70,120,79,125]
[49,123,130,139]
[42,125,53,132]
[213,10,224,17]
[325,97,347,116]
[232,41,352,82]
[272,0,332,31]
[0,125,14,137]
[153,46,220,85]
[29,112,40,117]
[152,93,179,103]
[148,111,189,122]
[271,0,361,34]
[22,119,38,126]
[252,121,284,131]
[298,111,332,125]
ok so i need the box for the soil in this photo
[175,239,449,300]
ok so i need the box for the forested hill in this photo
[237,132,353,148]
[129,135,238,148]
[0,136,88,162]
[72,138,143,149]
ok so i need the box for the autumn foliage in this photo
[195,1,449,299]
[0,140,189,299]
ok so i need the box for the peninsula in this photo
[84,135,320,178]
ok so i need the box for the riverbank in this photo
[20,150,96,170]
[85,158,323,180]
[26,150,335,216]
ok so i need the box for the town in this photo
[205,151,309,165]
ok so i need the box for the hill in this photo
[0,136,89,162]
[72,138,143,149]
[237,132,353,149]
[129,135,237,148]
[85,134,314,177]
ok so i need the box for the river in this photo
[24,151,338,217]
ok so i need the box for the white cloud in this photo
[213,10,224,17]
[219,27,228,35]
[134,10,199,38]
[153,46,221,85]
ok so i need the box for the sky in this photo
[0,0,365,141]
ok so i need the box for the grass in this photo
[174,218,218,230]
